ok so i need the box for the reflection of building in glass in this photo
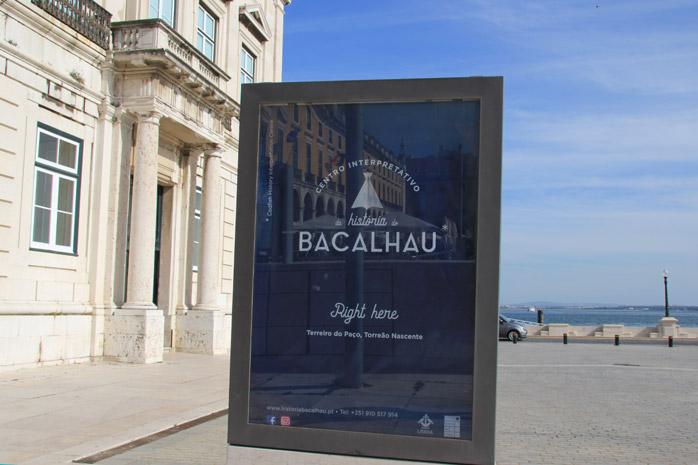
[259,104,406,228]
[256,103,480,264]
[359,134,407,215]
[405,146,478,260]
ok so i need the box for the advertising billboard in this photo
[229,78,502,465]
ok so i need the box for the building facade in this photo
[0,0,289,369]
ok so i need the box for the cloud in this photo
[456,1,698,95]
[505,108,698,162]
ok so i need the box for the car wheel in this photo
[507,330,520,342]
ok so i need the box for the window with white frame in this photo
[240,47,255,85]
[192,186,202,271]
[31,126,81,254]
[196,4,216,61]
[149,0,176,26]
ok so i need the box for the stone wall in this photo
[526,323,698,339]
[0,1,104,370]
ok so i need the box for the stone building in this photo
[0,0,289,369]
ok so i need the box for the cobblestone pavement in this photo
[496,342,698,465]
[96,342,698,465]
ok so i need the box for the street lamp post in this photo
[663,270,670,318]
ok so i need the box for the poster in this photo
[248,100,480,440]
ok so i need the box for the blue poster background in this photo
[249,101,480,440]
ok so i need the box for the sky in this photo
[280,0,698,306]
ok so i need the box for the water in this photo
[499,306,698,327]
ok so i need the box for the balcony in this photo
[112,19,230,87]
[31,0,111,49]
[111,19,238,126]
[304,172,316,184]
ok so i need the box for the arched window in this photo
[315,197,325,217]
[303,193,313,221]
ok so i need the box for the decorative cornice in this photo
[239,4,272,42]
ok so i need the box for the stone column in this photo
[104,111,164,364]
[195,147,223,311]
[123,111,162,310]
[88,102,117,359]
[178,149,201,311]
[177,146,227,354]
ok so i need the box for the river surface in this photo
[500,305,698,327]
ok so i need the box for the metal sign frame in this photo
[228,77,502,465]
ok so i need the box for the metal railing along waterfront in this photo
[32,0,112,49]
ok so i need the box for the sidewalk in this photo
[2,343,698,465]
[0,352,229,465]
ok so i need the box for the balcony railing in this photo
[112,19,230,88]
[32,0,111,49]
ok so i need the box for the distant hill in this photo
[502,302,696,309]
[504,301,620,308]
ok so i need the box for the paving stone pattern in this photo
[496,343,698,465]
[99,342,698,465]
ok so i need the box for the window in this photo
[306,107,312,131]
[197,5,216,61]
[275,129,284,164]
[192,186,202,271]
[149,0,176,26]
[318,149,323,177]
[240,47,255,85]
[292,139,299,170]
[31,126,82,254]
[318,123,323,138]
[329,129,333,144]
[293,105,299,122]
[305,143,312,173]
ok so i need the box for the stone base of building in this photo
[0,311,94,371]
[176,309,229,355]
[226,446,454,465]
[104,308,164,363]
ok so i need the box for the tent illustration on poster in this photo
[351,172,383,210]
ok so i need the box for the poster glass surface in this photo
[250,100,479,439]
